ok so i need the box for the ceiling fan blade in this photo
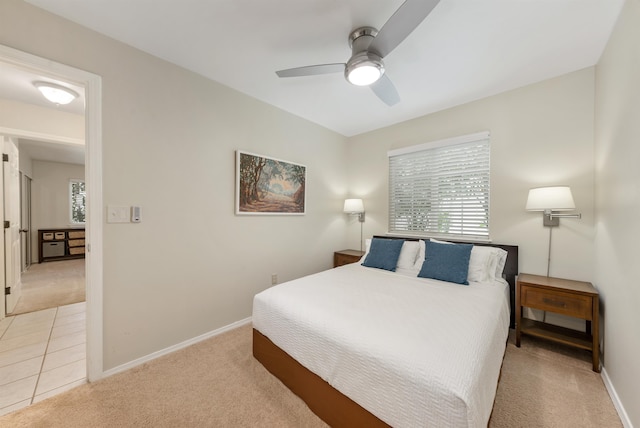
[371,74,400,106]
[369,0,441,58]
[276,63,345,78]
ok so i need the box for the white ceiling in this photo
[24,0,624,137]
[0,62,85,165]
[19,138,85,165]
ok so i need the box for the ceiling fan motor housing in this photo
[348,27,378,51]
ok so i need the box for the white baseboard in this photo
[101,317,252,379]
[601,367,634,428]
[95,319,636,428]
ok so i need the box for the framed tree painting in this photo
[236,151,306,215]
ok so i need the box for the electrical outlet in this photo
[271,274,278,285]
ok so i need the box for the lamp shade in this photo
[526,186,576,211]
[343,198,364,213]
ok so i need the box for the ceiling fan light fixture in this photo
[33,81,79,105]
[345,52,384,86]
[346,63,382,86]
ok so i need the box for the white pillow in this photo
[412,240,427,271]
[470,246,508,281]
[396,241,420,270]
[468,246,497,282]
[492,248,508,280]
[429,238,449,245]
[358,238,372,263]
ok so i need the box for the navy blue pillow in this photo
[418,240,473,285]
[362,238,405,271]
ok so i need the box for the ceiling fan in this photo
[275,0,441,106]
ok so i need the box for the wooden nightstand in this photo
[333,249,365,268]
[516,273,600,372]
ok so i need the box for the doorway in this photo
[9,144,87,316]
[0,44,103,383]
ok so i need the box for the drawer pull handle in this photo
[543,298,566,308]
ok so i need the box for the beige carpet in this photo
[0,324,621,428]
[10,259,85,315]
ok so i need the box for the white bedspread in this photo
[252,263,510,427]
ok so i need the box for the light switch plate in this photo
[107,205,130,223]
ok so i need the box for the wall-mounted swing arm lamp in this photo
[344,198,365,252]
[343,198,365,222]
[526,186,581,227]
[526,186,581,277]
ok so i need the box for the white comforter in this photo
[252,263,510,427]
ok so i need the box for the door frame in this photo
[20,171,32,272]
[0,44,104,381]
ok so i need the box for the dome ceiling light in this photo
[33,81,79,105]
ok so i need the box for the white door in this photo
[4,137,21,314]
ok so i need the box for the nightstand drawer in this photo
[334,253,359,267]
[521,285,592,319]
[333,250,365,268]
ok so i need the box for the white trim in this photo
[0,127,83,146]
[601,367,634,428]
[102,318,252,378]
[0,44,104,382]
[383,232,492,243]
[387,131,490,157]
[84,65,103,382]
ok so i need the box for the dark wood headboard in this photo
[373,235,519,328]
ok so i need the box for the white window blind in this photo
[388,132,490,239]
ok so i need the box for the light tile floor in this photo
[0,302,86,416]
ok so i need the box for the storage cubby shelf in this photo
[38,228,85,263]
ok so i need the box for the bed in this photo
[253,236,518,427]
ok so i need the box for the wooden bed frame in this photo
[253,236,519,427]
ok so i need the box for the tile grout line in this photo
[0,316,16,341]
[30,306,58,404]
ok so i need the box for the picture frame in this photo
[236,151,306,215]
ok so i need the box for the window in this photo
[70,179,86,224]
[388,131,490,239]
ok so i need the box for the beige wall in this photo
[0,98,84,143]
[0,0,349,369]
[595,0,640,425]
[346,68,596,285]
[30,160,85,262]
[2,3,636,424]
